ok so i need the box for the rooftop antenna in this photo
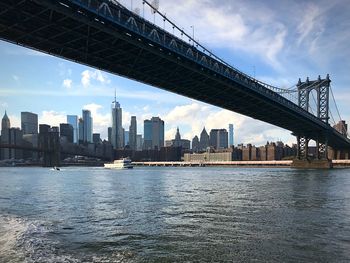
[114,88,117,103]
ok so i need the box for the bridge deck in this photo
[0,0,349,148]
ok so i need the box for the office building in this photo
[209,129,228,149]
[136,134,143,151]
[111,93,123,149]
[129,116,137,151]
[93,133,101,144]
[67,115,78,143]
[108,127,112,143]
[78,118,84,143]
[143,117,164,150]
[229,124,234,146]
[21,112,38,135]
[124,130,129,146]
[82,110,93,143]
[199,127,209,151]
[60,123,74,143]
[192,135,200,152]
[1,111,11,159]
[166,127,190,150]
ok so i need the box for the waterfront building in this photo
[60,123,74,143]
[136,134,143,151]
[111,93,123,149]
[184,148,234,162]
[67,115,78,143]
[21,112,38,135]
[166,127,190,150]
[199,127,209,151]
[242,144,252,161]
[192,135,200,152]
[229,124,234,146]
[129,116,137,151]
[209,129,228,149]
[143,117,164,150]
[82,110,93,143]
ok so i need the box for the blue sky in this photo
[1,0,350,145]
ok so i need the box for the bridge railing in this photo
[63,0,331,130]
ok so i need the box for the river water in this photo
[0,167,349,262]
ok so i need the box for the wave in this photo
[0,214,136,263]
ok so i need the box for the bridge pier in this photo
[292,75,333,169]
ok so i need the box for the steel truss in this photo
[296,75,330,160]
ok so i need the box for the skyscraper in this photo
[111,92,123,149]
[199,127,209,150]
[143,117,164,150]
[108,127,112,143]
[21,112,38,135]
[78,118,84,144]
[67,115,78,143]
[82,110,93,143]
[129,116,137,151]
[192,135,200,152]
[229,124,234,146]
[60,123,74,143]
[124,130,129,146]
[136,134,143,151]
[209,129,228,149]
[1,111,10,134]
[1,111,11,159]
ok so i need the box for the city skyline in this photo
[1,0,350,146]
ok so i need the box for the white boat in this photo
[104,158,133,169]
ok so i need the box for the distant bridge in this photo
[1,0,349,167]
[0,143,112,161]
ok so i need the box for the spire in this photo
[114,87,116,103]
[175,127,181,140]
[2,110,10,131]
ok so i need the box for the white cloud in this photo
[62,79,72,89]
[81,69,111,87]
[297,4,322,46]
[39,111,66,127]
[162,102,295,146]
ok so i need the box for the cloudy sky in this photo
[1,0,350,146]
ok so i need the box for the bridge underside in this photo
[1,0,349,150]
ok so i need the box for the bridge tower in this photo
[293,74,332,168]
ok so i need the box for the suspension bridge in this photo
[0,0,349,168]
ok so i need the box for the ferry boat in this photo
[104,158,133,169]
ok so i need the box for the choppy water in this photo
[0,167,350,262]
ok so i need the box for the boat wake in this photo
[0,214,136,262]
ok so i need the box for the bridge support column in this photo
[292,75,333,169]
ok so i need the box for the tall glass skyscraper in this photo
[111,93,123,149]
[82,110,93,143]
[143,117,164,150]
[67,115,78,143]
[229,124,234,146]
[21,112,38,135]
